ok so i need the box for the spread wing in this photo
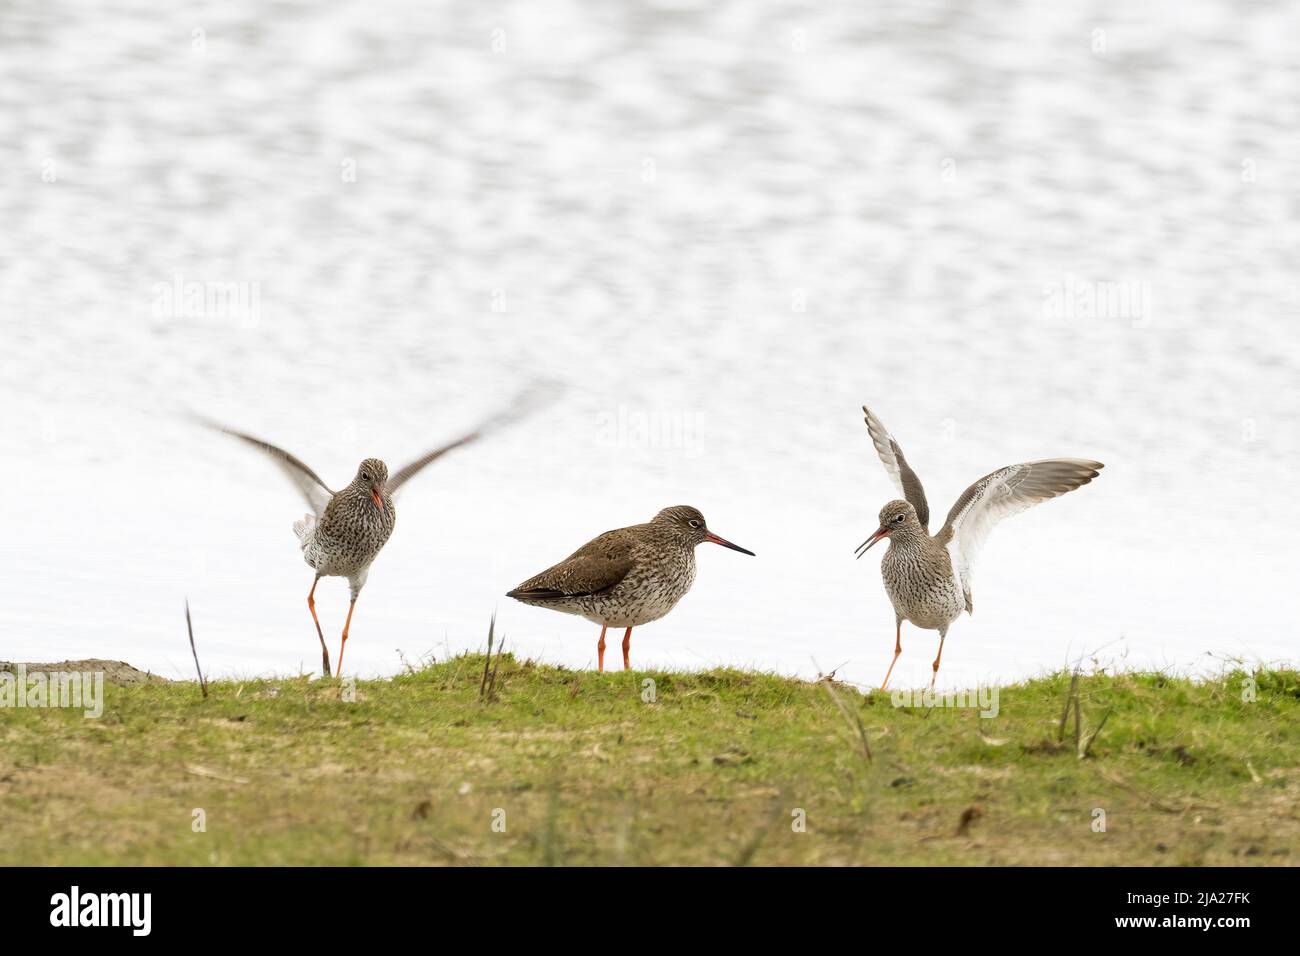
[389,386,553,495]
[201,418,335,516]
[863,405,931,530]
[936,459,1103,612]
[388,431,481,495]
[507,529,637,600]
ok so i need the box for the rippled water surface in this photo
[2,0,1297,687]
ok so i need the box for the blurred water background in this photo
[1,0,1297,687]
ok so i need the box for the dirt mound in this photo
[0,660,169,685]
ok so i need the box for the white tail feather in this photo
[293,512,316,546]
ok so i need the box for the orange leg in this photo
[929,628,948,690]
[335,598,357,679]
[597,625,607,672]
[880,617,903,691]
[622,627,633,671]
[307,577,331,678]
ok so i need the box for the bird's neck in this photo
[887,531,934,556]
[648,526,694,556]
[343,484,392,515]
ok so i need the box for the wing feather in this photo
[389,386,552,495]
[388,431,480,494]
[937,458,1103,611]
[507,529,637,599]
[862,405,931,530]
[201,419,335,516]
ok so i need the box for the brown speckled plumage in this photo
[859,405,1103,690]
[297,458,396,597]
[507,506,754,671]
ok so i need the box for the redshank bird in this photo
[856,405,1103,690]
[506,506,754,671]
[205,416,497,678]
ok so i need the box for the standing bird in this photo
[204,415,499,678]
[506,506,754,671]
[856,405,1103,690]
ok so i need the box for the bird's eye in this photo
[688,519,701,529]
[894,514,905,523]
[361,473,370,482]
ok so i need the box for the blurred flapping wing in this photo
[389,384,557,495]
[200,418,336,516]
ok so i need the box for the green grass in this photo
[2,657,1297,865]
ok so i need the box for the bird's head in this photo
[855,499,923,557]
[353,458,390,513]
[653,506,755,556]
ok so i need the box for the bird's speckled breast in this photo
[303,492,396,578]
[880,542,964,632]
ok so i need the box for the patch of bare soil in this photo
[0,660,169,685]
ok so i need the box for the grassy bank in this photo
[2,656,1297,865]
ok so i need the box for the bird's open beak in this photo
[371,486,385,513]
[854,527,890,558]
[704,531,755,556]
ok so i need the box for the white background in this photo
[2,0,1296,689]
